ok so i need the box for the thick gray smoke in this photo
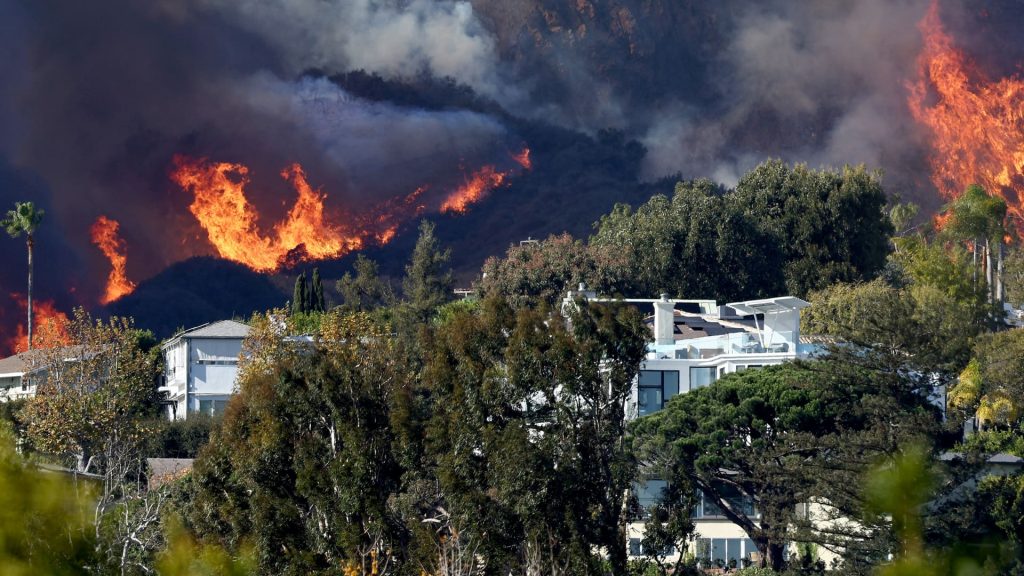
[0,0,1004,347]
[641,0,933,188]
[0,0,514,314]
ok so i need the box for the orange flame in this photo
[440,165,507,214]
[908,1,1024,229]
[440,147,530,215]
[4,295,70,355]
[91,216,137,304]
[512,148,532,170]
[172,148,528,270]
[933,210,953,231]
[171,156,365,272]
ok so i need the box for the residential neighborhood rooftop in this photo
[165,319,250,343]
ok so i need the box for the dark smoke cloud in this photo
[641,0,935,189]
[0,0,1008,344]
[0,0,513,312]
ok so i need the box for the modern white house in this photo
[629,294,812,566]
[563,287,814,567]
[160,320,249,420]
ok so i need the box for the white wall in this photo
[188,338,242,396]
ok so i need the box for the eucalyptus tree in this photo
[2,201,44,349]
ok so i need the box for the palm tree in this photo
[2,202,44,350]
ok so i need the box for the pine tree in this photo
[292,272,307,315]
[403,220,453,322]
[312,268,325,312]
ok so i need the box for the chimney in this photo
[653,294,675,346]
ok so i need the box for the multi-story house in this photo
[624,294,813,566]
[159,320,249,420]
[565,288,813,567]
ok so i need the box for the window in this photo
[197,399,229,416]
[634,479,667,518]
[628,538,675,558]
[693,485,756,518]
[638,370,679,416]
[696,538,758,566]
[689,367,717,390]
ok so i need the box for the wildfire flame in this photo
[908,0,1024,229]
[172,147,530,271]
[171,156,365,272]
[91,216,137,304]
[3,295,70,355]
[512,148,532,171]
[440,166,507,214]
[440,147,531,215]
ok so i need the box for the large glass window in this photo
[696,538,758,567]
[634,479,667,518]
[689,367,717,389]
[638,370,679,416]
[693,485,756,518]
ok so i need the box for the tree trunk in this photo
[973,238,979,287]
[998,240,1005,306]
[985,238,994,305]
[766,541,786,571]
[26,235,33,351]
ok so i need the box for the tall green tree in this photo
[590,161,891,301]
[311,268,325,312]
[292,272,307,315]
[942,185,1009,304]
[423,296,648,575]
[403,220,453,322]
[2,201,44,350]
[187,310,419,575]
[477,233,628,308]
[337,255,393,312]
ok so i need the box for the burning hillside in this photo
[171,150,528,273]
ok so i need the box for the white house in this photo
[563,288,814,567]
[628,294,812,566]
[0,352,34,402]
[160,320,249,420]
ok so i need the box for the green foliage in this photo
[2,200,44,238]
[477,233,628,307]
[403,220,453,322]
[591,161,892,301]
[337,254,394,312]
[187,310,417,574]
[423,296,648,574]
[21,308,160,473]
[942,185,1007,245]
[864,445,1012,576]
[310,268,325,313]
[292,272,308,316]
[958,428,1024,457]
[949,329,1024,429]
[144,414,221,458]
[802,279,983,376]
[0,421,96,574]
[631,360,942,571]
[157,516,255,576]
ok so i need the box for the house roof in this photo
[164,320,250,346]
[0,352,29,377]
[727,296,810,316]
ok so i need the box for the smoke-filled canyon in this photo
[3,0,1024,353]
